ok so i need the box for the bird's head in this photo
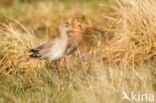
[59,22,72,33]
[71,18,82,29]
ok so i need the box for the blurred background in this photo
[0,0,112,38]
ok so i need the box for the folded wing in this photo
[29,41,53,59]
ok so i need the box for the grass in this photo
[0,65,155,103]
[0,0,156,103]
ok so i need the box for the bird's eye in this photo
[64,22,70,27]
[65,24,69,27]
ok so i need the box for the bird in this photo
[29,22,72,61]
[65,16,94,55]
[65,17,84,55]
[65,16,104,56]
[71,18,84,44]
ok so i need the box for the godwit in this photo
[65,18,84,55]
[29,22,72,61]
[65,17,102,55]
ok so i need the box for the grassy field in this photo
[0,0,156,103]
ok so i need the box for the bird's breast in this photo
[48,37,68,60]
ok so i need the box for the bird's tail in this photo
[29,49,41,58]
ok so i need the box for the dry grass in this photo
[0,0,156,103]
[101,0,156,65]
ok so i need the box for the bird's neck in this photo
[60,31,68,40]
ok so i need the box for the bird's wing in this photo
[29,41,53,58]
[31,41,52,51]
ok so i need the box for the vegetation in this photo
[0,0,156,103]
